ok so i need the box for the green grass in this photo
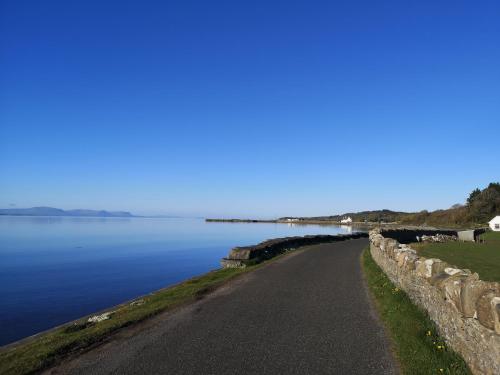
[411,232,500,282]
[0,259,279,375]
[361,248,470,375]
[480,230,500,241]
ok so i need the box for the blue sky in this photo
[1,0,499,218]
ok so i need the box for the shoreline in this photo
[0,262,258,374]
[0,233,360,374]
[205,218,477,230]
[2,233,365,352]
[0,218,361,348]
[206,218,404,227]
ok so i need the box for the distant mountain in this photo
[0,207,134,217]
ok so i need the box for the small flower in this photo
[426,330,432,336]
[439,369,444,373]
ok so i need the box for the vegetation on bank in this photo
[293,182,500,228]
[0,261,277,375]
[411,231,500,282]
[361,248,470,375]
[398,182,500,227]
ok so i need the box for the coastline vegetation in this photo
[291,182,500,228]
[411,231,500,282]
[0,257,286,375]
[361,247,470,375]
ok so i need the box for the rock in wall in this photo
[370,229,500,375]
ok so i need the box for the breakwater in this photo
[370,228,500,375]
[221,232,368,267]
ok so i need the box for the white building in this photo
[489,216,500,231]
[340,216,353,224]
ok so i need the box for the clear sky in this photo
[1,1,499,218]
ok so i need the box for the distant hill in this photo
[0,207,134,218]
[286,182,500,228]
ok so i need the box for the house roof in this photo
[489,216,500,223]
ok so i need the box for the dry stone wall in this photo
[370,229,500,375]
[221,232,368,268]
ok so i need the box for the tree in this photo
[487,182,500,192]
[467,188,481,206]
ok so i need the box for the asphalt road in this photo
[47,238,396,375]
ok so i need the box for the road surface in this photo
[47,238,396,375]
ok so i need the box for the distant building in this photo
[489,216,500,231]
[286,218,299,222]
[340,216,352,224]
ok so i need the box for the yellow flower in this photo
[426,330,432,336]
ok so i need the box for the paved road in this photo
[48,238,396,375]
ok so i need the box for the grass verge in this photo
[361,247,471,375]
[410,232,500,282]
[0,254,286,375]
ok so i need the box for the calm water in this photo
[0,216,356,346]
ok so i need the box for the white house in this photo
[340,216,353,224]
[489,216,500,231]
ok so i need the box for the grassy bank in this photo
[0,259,277,375]
[411,231,500,282]
[361,247,470,375]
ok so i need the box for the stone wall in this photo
[221,232,368,268]
[378,228,458,244]
[370,228,500,375]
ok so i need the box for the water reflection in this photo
[340,225,353,234]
